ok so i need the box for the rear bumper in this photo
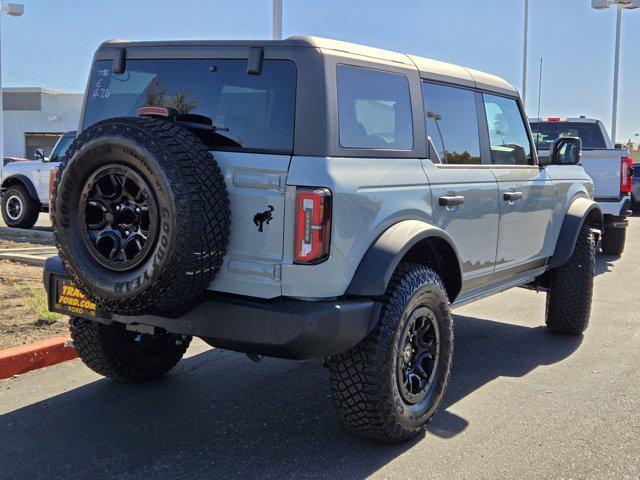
[44,257,380,360]
[595,196,631,218]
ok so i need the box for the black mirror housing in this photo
[35,148,46,160]
[550,136,581,166]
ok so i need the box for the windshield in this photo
[50,134,75,162]
[529,122,607,150]
[84,59,297,153]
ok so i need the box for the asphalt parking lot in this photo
[1,218,639,480]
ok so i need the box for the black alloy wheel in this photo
[396,306,441,405]
[80,164,158,271]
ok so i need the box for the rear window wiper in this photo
[137,107,228,132]
[175,113,228,132]
[137,107,239,147]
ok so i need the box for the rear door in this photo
[481,94,557,274]
[421,82,500,293]
[83,56,297,298]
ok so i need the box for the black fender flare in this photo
[1,174,39,201]
[548,197,603,269]
[346,220,463,301]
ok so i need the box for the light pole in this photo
[272,0,282,40]
[0,2,23,163]
[591,0,639,143]
[522,0,529,106]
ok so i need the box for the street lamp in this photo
[0,2,24,163]
[591,0,639,143]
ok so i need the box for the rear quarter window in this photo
[83,59,297,153]
[337,65,413,150]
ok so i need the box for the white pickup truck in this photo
[530,117,632,255]
[1,131,76,228]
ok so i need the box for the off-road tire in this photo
[601,225,626,256]
[545,224,595,335]
[1,184,39,229]
[327,263,453,443]
[70,317,191,382]
[52,117,230,315]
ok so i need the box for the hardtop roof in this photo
[99,35,518,97]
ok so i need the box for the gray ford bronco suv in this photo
[45,37,602,443]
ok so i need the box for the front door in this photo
[481,93,557,277]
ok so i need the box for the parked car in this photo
[45,37,601,443]
[2,157,29,167]
[0,130,76,228]
[529,117,632,255]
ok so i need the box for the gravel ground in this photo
[0,259,68,349]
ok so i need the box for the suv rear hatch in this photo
[83,55,297,298]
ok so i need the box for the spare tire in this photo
[52,117,230,315]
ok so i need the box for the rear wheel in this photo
[328,263,453,443]
[601,224,626,256]
[1,184,39,229]
[70,317,191,382]
[545,224,595,335]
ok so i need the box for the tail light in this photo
[294,187,331,264]
[621,156,633,194]
[49,168,58,214]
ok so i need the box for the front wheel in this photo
[328,263,453,443]
[1,184,39,229]
[545,224,595,335]
[70,318,191,382]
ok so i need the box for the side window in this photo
[482,94,533,165]
[337,65,413,150]
[421,82,481,165]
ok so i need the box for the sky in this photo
[1,0,639,142]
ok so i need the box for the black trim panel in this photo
[44,256,379,360]
[548,197,603,269]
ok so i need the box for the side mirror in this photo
[35,148,46,160]
[550,136,581,166]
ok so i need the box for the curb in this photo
[0,336,78,380]
[0,226,54,244]
[0,247,57,266]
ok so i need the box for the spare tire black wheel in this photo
[52,117,230,315]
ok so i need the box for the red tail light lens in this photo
[621,156,633,194]
[294,187,331,264]
[49,168,58,215]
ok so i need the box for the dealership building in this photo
[2,87,82,160]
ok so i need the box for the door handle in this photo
[439,195,465,207]
[503,191,523,201]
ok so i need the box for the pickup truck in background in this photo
[530,117,632,255]
[0,130,76,228]
[632,162,640,214]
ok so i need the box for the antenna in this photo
[535,57,543,151]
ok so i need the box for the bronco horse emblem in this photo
[253,205,274,232]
